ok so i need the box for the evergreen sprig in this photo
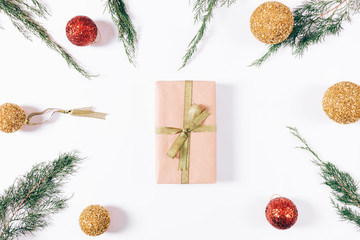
[252,0,360,66]
[0,152,83,240]
[106,0,137,65]
[0,0,94,78]
[180,0,236,69]
[288,127,360,229]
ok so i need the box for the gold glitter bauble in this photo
[0,103,26,133]
[322,82,360,124]
[79,205,111,236]
[250,1,294,44]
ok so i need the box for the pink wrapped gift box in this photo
[155,81,216,184]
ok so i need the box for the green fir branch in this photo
[288,126,360,229]
[0,152,83,240]
[106,0,137,65]
[180,0,236,69]
[13,0,48,18]
[0,0,94,78]
[252,0,360,66]
[250,43,282,67]
[219,0,236,7]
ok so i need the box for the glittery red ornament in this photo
[265,197,298,230]
[66,16,98,46]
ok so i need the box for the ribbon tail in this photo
[69,107,107,120]
[167,132,188,159]
[179,137,190,184]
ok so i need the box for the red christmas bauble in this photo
[265,197,298,230]
[66,16,98,46]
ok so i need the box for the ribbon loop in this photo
[186,104,202,123]
[167,132,188,159]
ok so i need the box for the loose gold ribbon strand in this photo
[155,81,216,184]
[26,107,106,126]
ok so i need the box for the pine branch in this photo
[252,0,360,66]
[106,0,137,65]
[13,0,48,18]
[250,43,282,67]
[180,0,236,69]
[219,0,236,7]
[332,199,360,228]
[0,0,94,78]
[288,126,360,229]
[0,152,83,240]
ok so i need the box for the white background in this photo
[0,0,359,239]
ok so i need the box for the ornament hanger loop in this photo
[26,108,65,126]
[92,30,101,45]
[270,194,282,200]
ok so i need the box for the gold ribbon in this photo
[156,81,216,184]
[26,107,107,126]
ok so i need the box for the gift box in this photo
[155,81,216,184]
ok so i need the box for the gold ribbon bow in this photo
[156,81,216,184]
[26,107,107,125]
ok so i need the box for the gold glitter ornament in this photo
[323,82,360,124]
[250,1,294,44]
[79,205,111,236]
[0,103,26,133]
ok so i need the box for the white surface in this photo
[0,0,359,239]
